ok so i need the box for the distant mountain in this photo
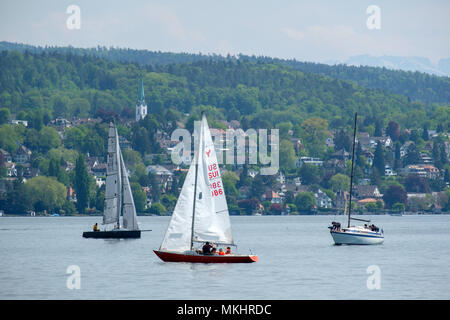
[343,54,449,77]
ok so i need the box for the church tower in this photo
[136,78,147,121]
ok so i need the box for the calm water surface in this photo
[0,215,449,299]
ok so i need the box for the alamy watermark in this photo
[366,265,381,290]
[66,265,81,290]
[66,5,81,30]
[171,121,279,175]
[366,5,381,30]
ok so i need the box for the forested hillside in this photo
[2,41,449,104]
[0,49,448,135]
[1,47,450,216]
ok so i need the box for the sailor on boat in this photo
[202,242,214,255]
[93,223,99,232]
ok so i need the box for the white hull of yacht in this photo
[330,229,384,245]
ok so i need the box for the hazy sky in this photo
[0,0,449,63]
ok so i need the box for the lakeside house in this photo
[13,145,32,164]
[353,185,382,200]
[315,189,333,209]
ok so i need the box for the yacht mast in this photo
[190,113,203,250]
[348,112,357,228]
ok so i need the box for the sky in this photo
[0,0,449,64]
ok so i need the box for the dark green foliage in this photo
[383,185,407,208]
[373,142,385,176]
[294,192,316,213]
[74,153,89,213]
[0,49,447,132]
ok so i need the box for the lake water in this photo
[0,215,449,300]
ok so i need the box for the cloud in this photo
[281,27,305,41]
[145,4,186,41]
[280,24,419,61]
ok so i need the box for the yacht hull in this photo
[83,230,141,239]
[330,230,384,245]
[154,250,258,263]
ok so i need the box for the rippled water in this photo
[0,215,449,299]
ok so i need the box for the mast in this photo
[190,113,203,250]
[348,112,357,228]
[115,123,122,229]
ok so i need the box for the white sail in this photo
[120,151,139,230]
[160,160,196,251]
[160,114,233,251]
[103,123,121,225]
[192,115,234,245]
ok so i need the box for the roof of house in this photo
[147,165,173,175]
[357,198,378,204]
[14,145,32,156]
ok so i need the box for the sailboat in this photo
[329,113,384,245]
[154,113,258,263]
[83,122,141,239]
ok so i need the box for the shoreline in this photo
[1,212,449,217]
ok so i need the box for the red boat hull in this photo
[154,250,258,263]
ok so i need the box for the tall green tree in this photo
[74,153,89,213]
[0,108,11,124]
[372,142,385,176]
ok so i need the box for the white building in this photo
[296,156,323,167]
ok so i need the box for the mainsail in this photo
[102,122,139,230]
[120,151,139,230]
[103,123,121,225]
[160,114,234,252]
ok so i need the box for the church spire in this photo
[136,78,147,121]
[138,78,145,104]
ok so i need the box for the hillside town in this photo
[1,79,449,216]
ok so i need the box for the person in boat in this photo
[331,221,341,231]
[211,247,217,255]
[202,242,213,255]
[218,248,225,255]
[93,223,99,232]
[226,247,231,255]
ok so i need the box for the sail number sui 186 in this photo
[208,164,223,197]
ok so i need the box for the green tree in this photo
[0,108,11,124]
[294,192,316,213]
[301,117,328,157]
[382,185,407,208]
[372,142,385,176]
[422,124,429,141]
[74,153,89,213]
[39,127,61,153]
[299,164,320,185]
[25,176,66,213]
[329,173,350,192]
[148,171,161,202]
[131,182,147,213]
[392,202,405,213]
[365,202,378,212]
[386,121,400,141]
[149,202,167,215]
[279,139,296,169]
